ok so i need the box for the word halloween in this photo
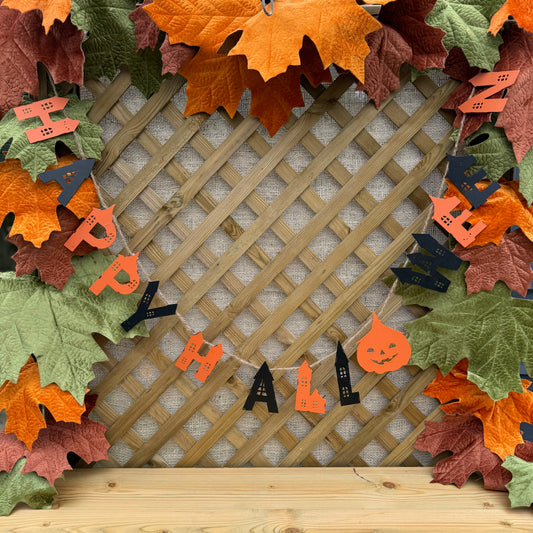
[392,70,519,293]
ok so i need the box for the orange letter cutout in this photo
[431,196,486,247]
[458,70,520,114]
[64,205,117,251]
[295,361,326,414]
[89,253,140,295]
[175,332,222,382]
[14,97,79,143]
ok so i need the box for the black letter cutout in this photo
[335,342,360,406]
[243,362,278,413]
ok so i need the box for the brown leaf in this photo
[0,6,83,117]
[129,0,160,51]
[161,36,196,75]
[494,25,533,163]
[0,404,109,484]
[378,0,447,71]
[7,207,96,290]
[415,413,533,490]
[1,0,72,33]
[454,229,533,296]
[425,359,533,458]
[0,359,85,450]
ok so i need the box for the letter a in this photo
[64,205,117,251]
[121,281,177,332]
[89,253,140,295]
[459,70,520,114]
[431,196,486,247]
[243,362,278,413]
[392,234,462,292]
[446,154,500,209]
[14,97,79,143]
[38,159,95,206]
[175,332,222,382]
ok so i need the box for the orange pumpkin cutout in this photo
[356,312,411,374]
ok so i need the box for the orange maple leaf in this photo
[444,180,533,247]
[146,0,390,82]
[424,359,533,459]
[489,0,533,36]
[0,358,86,449]
[179,40,331,135]
[0,155,98,247]
[1,0,72,33]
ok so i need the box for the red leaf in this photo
[357,25,412,108]
[454,229,533,296]
[494,25,533,162]
[415,414,533,490]
[161,35,196,75]
[8,207,96,290]
[129,0,160,51]
[0,415,109,484]
[0,6,83,117]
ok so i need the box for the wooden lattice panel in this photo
[85,66,459,468]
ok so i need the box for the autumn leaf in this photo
[502,455,533,507]
[396,264,533,400]
[463,123,533,206]
[0,415,109,484]
[129,0,196,74]
[424,359,533,458]
[146,0,385,83]
[425,0,504,71]
[444,179,533,248]
[0,251,148,404]
[454,229,533,296]
[489,0,533,36]
[1,0,72,33]
[0,359,85,449]
[415,413,533,490]
[0,156,98,247]
[8,207,96,289]
[180,41,331,136]
[358,0,447,107]
[493,25,533,164]
[0,7,83,118]
[0,458,56,516]
[0,94,104,179]
[71,0,167,97]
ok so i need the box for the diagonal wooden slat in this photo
[85,67,457,468]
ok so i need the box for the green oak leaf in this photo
[0,458,56,516]
[426,0,504,70]
[395,264,533,401]
[503,456,533,507]
[0,94,104,179]
[71,0,167,97]
[0,251,148,403]
[464,122,533,205]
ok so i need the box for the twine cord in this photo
[46,73,471,373]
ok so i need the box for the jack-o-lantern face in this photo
[356,312,411,374]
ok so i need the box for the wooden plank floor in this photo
[2,467,531,532]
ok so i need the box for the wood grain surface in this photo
[2,468,530,532]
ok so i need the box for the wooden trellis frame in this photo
[82,64,459,469]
